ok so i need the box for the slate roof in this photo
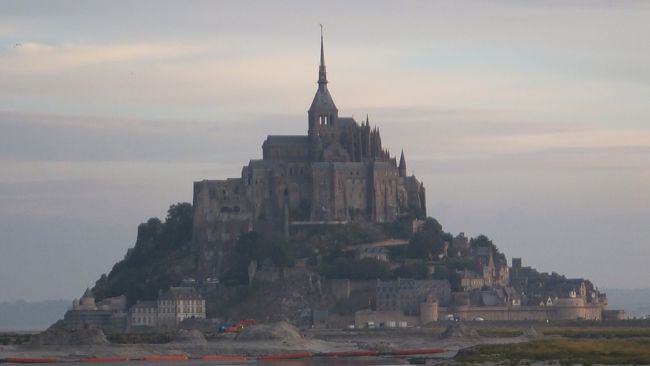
[337,117,357,128]
[132,300,157,308]
[264,135,311,146]
[309,87,338,113]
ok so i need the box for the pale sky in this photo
[1,1,649,302]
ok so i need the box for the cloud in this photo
[0,110,305,163]
[0,41,208,74]
[2,109,648,184]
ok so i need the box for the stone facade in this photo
[439,301,604,321]
[64,289,127,332]
[193,33,426,276]
[157,287,206,329]
[125,287,206,330]
[128,301,157,328]
[376,279,451,315]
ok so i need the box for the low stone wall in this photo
[439,304,603,321]
[354,309,419,328]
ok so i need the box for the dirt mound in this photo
[439,323,480,340]
[235,321,302,341]
[174,329,207,344]
[30,321,109,346]
[523,326,543,339]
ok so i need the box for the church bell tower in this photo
[308,26,338,137]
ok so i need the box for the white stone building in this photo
[157,287,206,329]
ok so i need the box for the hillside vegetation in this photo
[90,201,516,316]
[93,203,195,306]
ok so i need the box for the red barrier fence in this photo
[4,358,58,364]
[324,350,380,357]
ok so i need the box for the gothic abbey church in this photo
[192,33,427,273]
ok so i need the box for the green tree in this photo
[320,258,392,280]
[92,202,195,305]
[222,231,296,286]
[407,217,447,259]
[469,234,494,248]
[393,263,430,280]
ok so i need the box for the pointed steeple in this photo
[318,24,327,90]
[308,25,338,135]
[399,150,407,177]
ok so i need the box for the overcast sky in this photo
[1,1,649,302]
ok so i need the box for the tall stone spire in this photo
[308,25,338,135]
[399,150,407,177]
[318,24,328,90]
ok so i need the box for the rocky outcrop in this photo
[523,326,543,339]
[30,321,109,346]
[439,323,480,340]
[235,321,302,341]
[173,329,207,344]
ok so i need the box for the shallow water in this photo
[50,359,408,366]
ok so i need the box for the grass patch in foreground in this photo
[456,338,650,365]
[0,333,33,345]
[543,326,650,338]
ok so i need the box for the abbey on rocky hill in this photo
[192,32,426,268]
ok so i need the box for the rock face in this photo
[235,321,302,341]
[523,326,543,339]
[174,329,207,344]
[439,323,480,340]
[30,321,109,346]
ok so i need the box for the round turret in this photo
[419,296,438,324]
[78,288,97,310]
